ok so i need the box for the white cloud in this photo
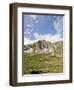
[35,20,39,23]
[24,30,30,35]
[29,15,39,23]
[34,32,63,42]
[24,15,39,36]
[29,15,37,20]
[24,37,38,45]
[24,38,32,45]
[53,16,63,34]
[24,28,32,35]
[24,32,63,45]
[27,24,32,27]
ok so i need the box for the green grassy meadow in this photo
[24,53,63,74]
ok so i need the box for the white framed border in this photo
[17,7,70,83]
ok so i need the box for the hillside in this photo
[24,40,63,74]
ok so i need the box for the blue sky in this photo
[23,14,63,45]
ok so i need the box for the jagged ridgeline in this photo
[24,40,63,57]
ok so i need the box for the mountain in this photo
[24,40,63,57]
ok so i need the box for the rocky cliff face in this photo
[24,40,63,57]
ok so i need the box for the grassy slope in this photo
[24,53,63,74]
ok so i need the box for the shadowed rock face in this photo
[24,40,63,57]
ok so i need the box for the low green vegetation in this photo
[24,53,63,74]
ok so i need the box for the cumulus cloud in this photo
[34,32,63,42]
[24,37,38,45]
[53,16,63,34]
[24,38,32,45]
[24,32,63,45]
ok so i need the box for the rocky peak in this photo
[24,40,63,57]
